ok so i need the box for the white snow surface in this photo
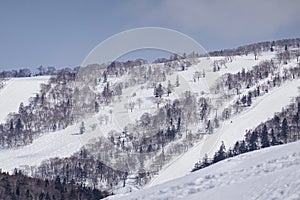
[148,79,300,187]
[108,141,300,200]
[0,76,50,123]
[216,52,276,75]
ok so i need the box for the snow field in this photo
[109,140,300,200]
[148,78,300,187]
[0,76,50,123]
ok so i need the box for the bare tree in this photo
[109,109,113,122]
[128,102,135,112]
[167,80,173,96]
[79,122,85,134]
[136,98,143,109]
[175,75,180,87]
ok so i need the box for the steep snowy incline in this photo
[109,141,300,200]
[148,78,300,187]
[0,76,50,123]
[217,52,276,75]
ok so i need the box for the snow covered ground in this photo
[215,52,276,75]
[0,76,50,123]
[0,50,298,196]
[147,78,300,187]
[109,140,300,200]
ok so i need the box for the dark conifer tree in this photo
[155,83,164,98]
[247,92,252,106]
[261,124,270,148]
[15,118,23,131]
[270,128,278,145]
[249,131,259,151]
[233,141,240,155]
[281,118,288,142]
[213,141,227,163]
[239,140,248,154]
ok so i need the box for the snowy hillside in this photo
[0,52,277,173]
[0,39,299,197]
[148,78,300,187]
[0,76,50,123]
[109,140,300,200]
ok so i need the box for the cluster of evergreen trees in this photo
[0,171,108,200]
[193,44,300,171]
[32,148,129,192]
[193,97,300,172]
[213,47,300,122]
[0,69,77,148]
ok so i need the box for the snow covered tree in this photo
[241,95,247,106]
[136,98,143,109]
[175,75,180,87]
[103,71,107,83]
[79,122,85,134]
[18,102,24,115]
[94,101,99,113]
[154,83,164,98]
[128,102,135,112]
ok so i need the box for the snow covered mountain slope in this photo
[216,51,276,75]
[147,78,300,187]
[109,140,300,200]
[0,47,297,190]
[0,76,50,123]
[0,62,211,173]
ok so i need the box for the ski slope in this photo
[216,52,276,75]
[0,74,191,172]
[148,78,300,187]
[0,76,50,123]
[0,50,296,189]
[109,140,300,200]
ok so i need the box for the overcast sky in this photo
[0,0,299,70]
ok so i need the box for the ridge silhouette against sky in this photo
[0,0,299,70]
